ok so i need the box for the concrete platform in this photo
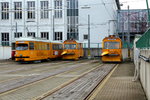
[91,62,147,100]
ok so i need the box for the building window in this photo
[83,34,88,40]
[67,0,79,40]
[14,2,22,19]
[27,1,35,19]
[27,32,35,37]
[14,32,22,38]
[54,0,62,18]
[40,1,49,19]
[67,33,78,40]
[54,32,62,40]
[41,32,49,40]
[1,2,9,20]
[1,33,9,46]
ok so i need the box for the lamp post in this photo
[88,14,91,59]
[127,5,130,47]
[127,5,131,59]
[81,6,91,59]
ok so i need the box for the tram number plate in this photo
[54,51,58,55]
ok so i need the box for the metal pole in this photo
[88,15,91,59]
[53,15,55,40]
[122,13,124,44]
[16,22,17,33]
[146,0,150,26]
[127,5,131,59]
[127,5,130,46]
[108,21,110,36]
[116,10,119,35]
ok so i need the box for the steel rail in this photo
[0,61,83,83]
[0,60,99,95]
[34,64,117,100]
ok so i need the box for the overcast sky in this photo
[120,0,150,9]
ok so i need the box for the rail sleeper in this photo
[42,64,116,100]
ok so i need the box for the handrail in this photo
[139,55,150,63]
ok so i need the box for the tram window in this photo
[47,44,50,50]
[29,42,34,50]
[39,44,42,50]
[53,44,57,50]
[104,42,120,49]
[16,44,28,50]
[44,44,46,50]
[41,44,43,50]
[64,44,76,49]
[35,43,38,50]
[59,44,63,50]
[41,44,44,50]
[53,44,62,50]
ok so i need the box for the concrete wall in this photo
[122,48,133,61]
[139,50,150,100]
[83,48,102,58]
[0,46,11,60]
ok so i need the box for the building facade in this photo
[0,0,120,47]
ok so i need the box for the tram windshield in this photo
[104,42,120,49]
[16,44,28,50]
[64,44,76,49]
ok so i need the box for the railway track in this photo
[33,64,117,100]
[0,60,117,100]
[0,60,73,73]
[0,60,99,94]
[0,60,87,82]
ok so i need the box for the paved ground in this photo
[91,62,147,100]
[0,60,147,100]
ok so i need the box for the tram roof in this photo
[15,37,62,43]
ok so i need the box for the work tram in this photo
[61,40,84,60]
[15,37,63,62]
[101,35,122,62]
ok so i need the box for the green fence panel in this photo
[136,29,150,49]
[122,41,133,48]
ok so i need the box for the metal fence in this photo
[83,43,102,49]
[0,41,132,49]
[122,42,133,48]
[136,28,150,49]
